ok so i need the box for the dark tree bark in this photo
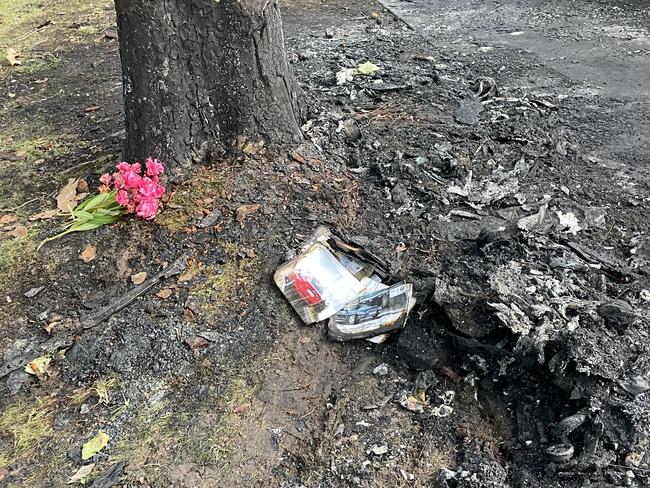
[114,0,303,175]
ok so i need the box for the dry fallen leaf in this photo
[6,48,21,66]
[0,150,27,161]
[236,203,260,224]
[156,288,173,299]
[81,431,109,460]
[24,355,51,376]
[177,258,202,282]
[0,214,16,225]
[44,321,59,335]
[67,463,95,484]
[76,180,89,193]
[185,335,209,350]
[233,403,251,415]
[57,178,79,212]
[29,209,59,221]
[131,272,147,285]
[80,245,97,263]
[8,225,28,238]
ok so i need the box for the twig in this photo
[377,1,415,30]
[0,254,188,378]
[15,21,52,42]
[81,253,188,329]
[0,197,39,213]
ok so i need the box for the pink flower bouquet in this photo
[38,158,166,250]
[99,158,166,220]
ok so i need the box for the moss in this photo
[190,255,259,320]
[157,167,228,233]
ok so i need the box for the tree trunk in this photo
[114,0,303,176]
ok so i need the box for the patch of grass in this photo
[0,394,76,487]
[0,123,77,217]
[0,396,57,465]
[0,0,116,58]
[114,353,283,484]
[113,401,176,484]
[157,166,228,233]
[16,54,62,75]
[69,376,119,406]
[0,235,39,289]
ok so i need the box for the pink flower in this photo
[145,158,164,177]
[106,159,165,219]
[115,189,130,206]
[139,177,166,199]
[112,173,125,189]
[99,173,112,186]
[136,197,159,219]
[123,169,142,189]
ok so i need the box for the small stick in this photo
[81,253,188,329]
[377,1,416,30]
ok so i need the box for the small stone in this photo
[199,208,222,228]
[371,445,388,456]
[372,363,388,376]
[454,98,483,125]
[24,286,44,298]
[325,28,334,38]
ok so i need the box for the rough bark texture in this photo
[114,0,303,175]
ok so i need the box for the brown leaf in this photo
[0,150,27,161]
[56,178,79,212]
[77,180,89,193]
[44,321,59,335]
[185,335,209,350]
[29,209,59,221]
[232,403,251,415]
[0,214,16,225]
[8,225,28,238]
[6,48,21,66]
[177,258,202,282]
[80,245,97,263]
[156,288,173,299]
[131,272,147,285]
[236,204,260,224]
[84,105,101,113]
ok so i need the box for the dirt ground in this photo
[0,0,649,487]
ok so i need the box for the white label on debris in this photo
[390,284,406,297]
[338,254,364,275]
